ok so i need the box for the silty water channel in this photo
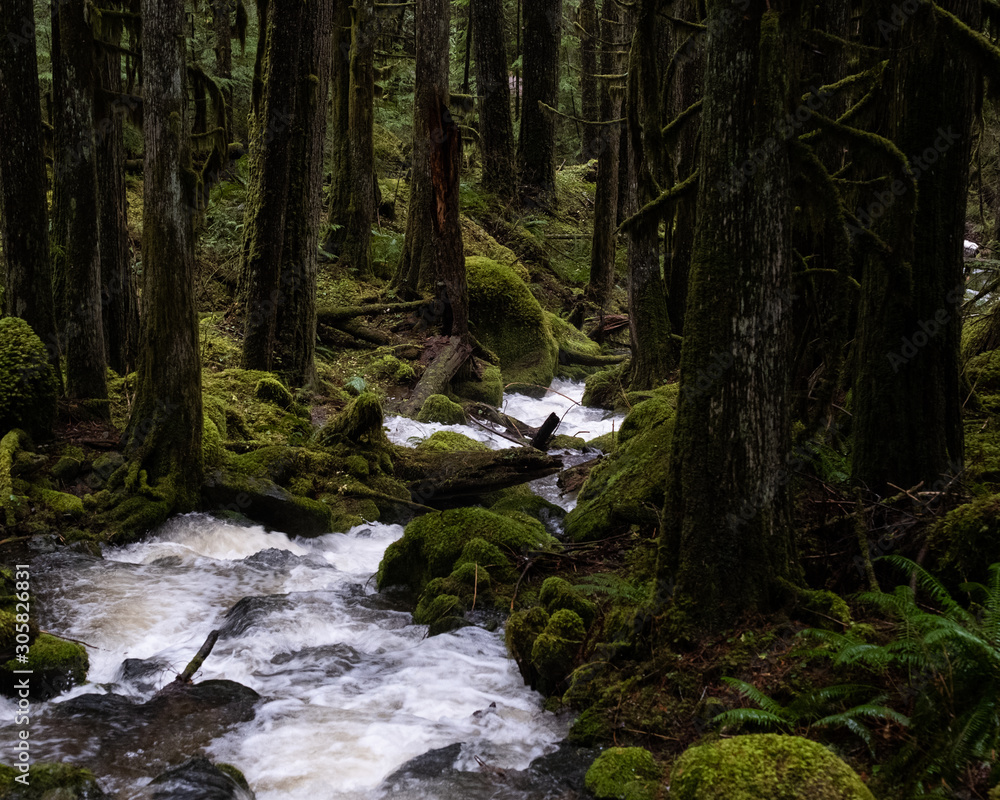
[1,380,625,799]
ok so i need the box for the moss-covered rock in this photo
[549,434,588,450]
[531,608,586,694]
[52,446,86,482]
[928,494,1000,583]
[506,605,550,686]
[547,312,607,381]
[452,362,504,407]
[540,577,598,629]
[373,353,417,384]
[0,317,58,440]
[253,375,294,408]
[0,430,30,526]
[416,394,468,425]
[564,392,676,541]
[414,430,490,453]
[33,488,85,518]
[670,734,876,800]
[585,747,663,800]
[316,393,388,448]
[1,633,88,700]
[466,256,559,394]
[0,762,108,799]
[583,361,631,410]
[488,492,567,527]
[455,537,516,582]
[376,506,555,593]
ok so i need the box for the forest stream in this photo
[0,381,623,800]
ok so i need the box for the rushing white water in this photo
[4,382,622,798]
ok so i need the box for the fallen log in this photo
[396,447,563,507]
[401,336,473,416]
[559,347,629,367]
[316,299,427,324]
[336,319,396,346]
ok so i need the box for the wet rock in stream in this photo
[129,757,256,800]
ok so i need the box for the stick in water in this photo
[176,629,220,684]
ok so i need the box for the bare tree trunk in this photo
[124,0,203,509]
[0,0,59,372]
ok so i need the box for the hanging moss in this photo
[669,734,875,800]
[466,256,559,394]
[416,395,468,425]
[0,317,58,440]
[585,747,663,800]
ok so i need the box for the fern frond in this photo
[719,677,793,720]
[712,707,791,732]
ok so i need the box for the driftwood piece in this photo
[396,448,563,506]
[175,630,220,684]
[401,336,473,416]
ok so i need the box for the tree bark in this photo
[578,0,599,161]
[274,0,333,388]
[660,4,799,632]
[517,0,562,205]
[471,0,517,202]
[393,0,469,345]
[211,0,235,137]
[0,0,59,371]
[124,0,204,509]
[326,0,376,277]
[52,0,108,405]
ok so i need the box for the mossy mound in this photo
[0,317,58,440]
[549,434,588,450]
[466,256,559,395]
[376,506,555,593]
[585,747,663,800]
[530,609,586,694]
[670,734,876,800]
[202,368,311,447]
[254,375,293,408]
[547,312,606,381]
[928,494,1000,583]
[415,430,490,453]
[0,762,108,799]
[540,577,598,629]
[416,394,467,425]
[1,633,89,701]
[413,560,492,634]
[372,353,416,384]
[488,491,566,526]
[452,362,503,407]
[583,361,631,410]
[316,392,388,448]
[564,392,676,542]
[32,488,85,518]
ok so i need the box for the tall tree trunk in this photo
[96,31,138,375]
[393,0,469,339]
[625,0,675,390]
[517,0,561,205]
[850,1,975,492]
[52,0,108,406]
[584,0,623,307]
[0,0,59,371]
[326,0,376,277]
[579,0,599,160]
[274,0,333,388]
[471,0,517,202]
[211,0,235,137]
[659,4,799,632]
[124,0,203,508]
[239,0,303,370]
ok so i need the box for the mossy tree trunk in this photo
[238,0,303,372]
[96,31,139,376]
[0,0,59,372]
[625,0,675,390]
[850,1,974,492]
[471,0,517,203]
[273,0,333,388]
[659,4,799,632]
[516,0,562,205]
[124,0,203,509]
[584,0,624,308]
[394,0,469,342]
[325,0,376,277]
[578,0,599,161]
[52,0,108,406]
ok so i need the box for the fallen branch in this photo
[175,629,220,684]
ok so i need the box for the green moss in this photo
[466,256,559,394]
[966,348,1000,394]
[213,763,250,792]
[489,492,566,526]
[670,734,876,800]
[585,747,663,800]
[506,605,550,686]
[531,608,586,694]
[540,577,598,629]
[564,394,676,542]
[254,375,294,408]
[0,762,108,799]
[456,537,516,582]
[928,494,1000,582]
[415,430,490,453]
[569,706,614,746]
[0,430,30,526]
[452,362,504,406]
[316,393,388,448]
[583,361,631,409]
[33,488,85,518]
[416,394,467,425]
[52,446,86,482]
[549,434,587,450]
[587,431,618,451]
[376,506,555,593]
[0,317,58,440]
[413,561,493,631]
[202,368,312,446]
[372,354,417,384]
[2,633,88,698]
[344,454,370,478]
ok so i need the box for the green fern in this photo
[572,573,648,604]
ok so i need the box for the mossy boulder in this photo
[564,392,676,541]
[488,492,566,527]
[505,605,550,686]
[583,361,631,410]
[452,362,504,407]
[253,375,293,408]
[1,633,88,701]
[416,395,468,425]
[0,317,58,440]
[549,434,587,450]
[670,734,876,800]
[547,312,606,381]
[33,488,85,518]
[0,762,108,799]
[316,392,388,448]
[373,354,416,384]
[415,430,489,453]
[530,608,586,694]
[413,561,492,634]
[466,256,559,395]
[376,506,555,593]
[928,494,1000,583]
[52,446,87,482]
[540,577,598,629]
[585,747,663,800]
